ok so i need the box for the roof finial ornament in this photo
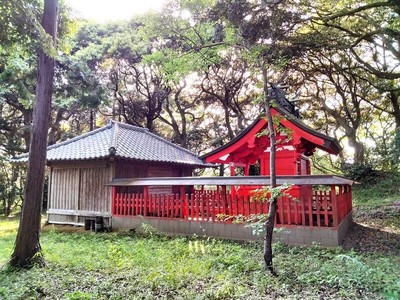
[108,146,117,162]
[268,84,300,118]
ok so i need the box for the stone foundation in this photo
[112,212,353,247]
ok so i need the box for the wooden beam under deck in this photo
[106,175,357,187]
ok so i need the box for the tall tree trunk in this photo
[10,0,59,268]
[347,132,364,165]
[389,90,400,129]
[262,68,278,276]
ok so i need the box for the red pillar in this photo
[331,185,339,228]
[111,186,116,215]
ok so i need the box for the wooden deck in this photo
[111,183,353,229]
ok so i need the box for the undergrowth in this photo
[0,223,399,300]
[352,172,400,207]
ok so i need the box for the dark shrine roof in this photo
[201,105,342,163]
[107,175,357,186]
[12,120,207,167]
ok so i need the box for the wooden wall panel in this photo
[114,160,148,178]
[49,168,79,210]
[148,164,181,177]
[148,164,182,195]
[48,159,194,223]
[79,166,112,213]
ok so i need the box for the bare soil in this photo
[342,201,400,255]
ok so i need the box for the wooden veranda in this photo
[108,175,354,230]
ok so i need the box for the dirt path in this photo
[342,201,400,255]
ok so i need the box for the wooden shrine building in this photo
[107,95,355,247]
[12,120,207,226]
[13,93,355,247]
[201,104,342,200]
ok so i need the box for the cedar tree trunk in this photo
[10,0,59,268]
[262,68,278,275]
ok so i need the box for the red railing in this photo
[112,185,352,228]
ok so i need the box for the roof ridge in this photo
[109,120,119,150]
[109,120,148,133]
[110,120,199,157]
[144,130,199,157]
[11,123,113,161]
[11,119,207,166]
[46,123,112,151]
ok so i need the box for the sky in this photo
[65,0,167,22]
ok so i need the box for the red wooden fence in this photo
[112,185,352,228]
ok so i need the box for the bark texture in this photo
[262,68,278,276]
[10,0,59,268]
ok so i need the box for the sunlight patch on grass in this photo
[0,217,19,234]
[0,219,399,299]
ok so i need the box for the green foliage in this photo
[0,219,399,299]
[389,128,400,171]
[250,184,293,203]
[352,171,400,207]
[341,163,378,183]
[65,291,93,300]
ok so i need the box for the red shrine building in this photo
[202,107,341,175]
[13,87,355,247]
[107,95,354,247]
[201,104,342,201]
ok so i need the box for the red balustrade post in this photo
[184,194,189,219]
[157,194,161,217]
[190,193,198,221]
[300,192,306,226]
[122,193,126,216]
[277,197,283,225]
[144,186,149,216]
[222,185,227,215]
[133,193,137,215]
[331,185,339,228]
[206,192,211,221]
[323,191,329,226]
[348,185,353,214]
[211,191,216,222]
[293,197,299,224]
[199,192,204,220]
[180,186,185,219]
[308,191,313,227]
[112,187,116,215]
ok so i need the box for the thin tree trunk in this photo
[262,67,278,276]
[10,0,58,268]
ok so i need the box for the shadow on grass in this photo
[342,222,400,256]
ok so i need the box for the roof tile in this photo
[12,121,207,166]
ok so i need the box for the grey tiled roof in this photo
[12,121,207,166]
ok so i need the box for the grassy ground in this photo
[0,174,399,300]
[0,218,399,300]
[352,171,400,208]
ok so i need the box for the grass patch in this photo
[352,172,400,207]
[0,216,19,234]
[0,221,399,299]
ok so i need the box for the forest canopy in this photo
[0,0,399,215]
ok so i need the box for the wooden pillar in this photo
[222,185,227,215]
[348,185,353,213]
[144,186,149,216]
[180,185,186,218]
[230,163,236,198]
[230,163,235,176]
[111,186,116,215]
[331,185,339,228]
[244,164,250,176]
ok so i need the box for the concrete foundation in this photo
[112,212,353,247]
